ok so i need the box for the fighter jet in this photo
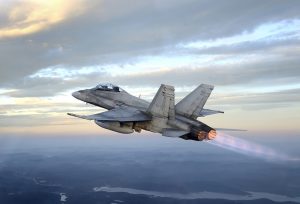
[68,83,226,141]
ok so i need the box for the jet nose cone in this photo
[72,91,81,99]
[72,90,88,102]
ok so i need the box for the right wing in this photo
[68,106,151,122]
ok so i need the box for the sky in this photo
[0,0,300,136]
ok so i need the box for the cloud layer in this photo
[1,0,300,133]
[1,0,300,84]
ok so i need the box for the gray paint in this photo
[68,83,226,141]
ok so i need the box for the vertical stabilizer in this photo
[147,84,175,119]
[175,84,214,118]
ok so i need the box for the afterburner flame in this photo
[208,131,299,162]
[207,130,217,140]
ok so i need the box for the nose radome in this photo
[72,91,81,99]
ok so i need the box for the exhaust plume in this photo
[207,132,299,162]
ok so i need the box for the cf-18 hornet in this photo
[68,83,230,141]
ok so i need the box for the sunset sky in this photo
[0,0,300,136]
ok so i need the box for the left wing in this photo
[68,106,151,122]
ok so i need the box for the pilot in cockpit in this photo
[95,83,122,92]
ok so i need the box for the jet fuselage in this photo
[71,85,216,140]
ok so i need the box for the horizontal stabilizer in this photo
[199,108,224,117]
[68,106,151,122]
[215,128,247,131]
[162,128,189,137]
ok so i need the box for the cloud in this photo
[0,114,74,127]
[176,19,300,58]
[1,0,300,85]
[2,70,108,97]
[2,51,300,98]
[1,0,300,133]
[182,19,300,48]
[0,97,101,128]
[108,55,300,87]
[208,88,300,109]
[0,0,85,39]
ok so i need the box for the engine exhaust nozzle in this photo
[207,130,217,140]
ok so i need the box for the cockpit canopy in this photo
[95,83,123,92]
